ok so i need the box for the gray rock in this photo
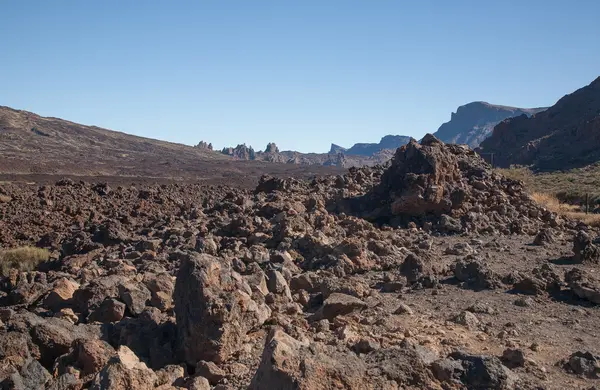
[312,293,367,321]
[449,351,517,390]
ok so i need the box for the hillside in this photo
[433,102,547,148]
[478,77,600,170]
[0,106,343,184]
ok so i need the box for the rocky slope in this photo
[1,135,600,389]
[433,102,547,148]
[478,77,600,170]
[0,106,343,185]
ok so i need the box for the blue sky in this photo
[1,1,598,153]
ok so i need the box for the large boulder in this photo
[572,231,600,264]
[90,346,158,390]
[174,253,271,364]
[249,328,369,390]
[565,268,600,304]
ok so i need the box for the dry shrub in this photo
[0,194,11,203]
[531,192,600,227]
[0,246,50,276]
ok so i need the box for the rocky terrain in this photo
[0,106,344,186]
[433,102,547,148]
[1,135,600,389]
[478,77,600,170]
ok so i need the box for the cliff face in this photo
[478,77,600,170]
[344,135,412,156]
[433,102,547,148]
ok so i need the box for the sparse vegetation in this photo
[0,246,50,276]
[497,166,600,226]
[497,164,600,206]
[530,192,600,227]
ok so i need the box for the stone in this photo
[143,273,174,311]
[562,351,600,378]
[352,339,380,354]
[31,317,99,369]
[155,364,185,387]
[533,228,554,246]
[174,254,270,364]
[88,298,126,323]
[394,303,414,315]
[452,311,480,330]
[19,359,52,389]
[312,293,367,321]
[118,281,151,316]
[249,328,370,390]
[445,242,474,256]
[195,360,226,385]
[42,278,79,311]
[449,351,517,390]
[453,257,500,290]
[565,268,600,304]
[431,358,465,383]
[90,346,158,390]
[573,231,600,263]
[502,348,526,368]
[71,338,116,376]
[266,269,292,300]
[188,376,211,390]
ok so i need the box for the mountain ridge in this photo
[432,101,547,148]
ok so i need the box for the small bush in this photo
[0,247,50,276]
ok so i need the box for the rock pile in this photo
[340,134,560,235]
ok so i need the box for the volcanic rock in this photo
[174,253,270,364]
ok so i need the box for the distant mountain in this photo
[433,102,547,148]
[478,77,600,170]
[329,143,346,154]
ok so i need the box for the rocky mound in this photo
[337,134,556,235]
[0,137,598,389]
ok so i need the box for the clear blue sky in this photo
[1,1,598,153]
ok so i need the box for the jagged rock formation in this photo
[195,141,213,150]
[221,144,256,160]
[264,142,279,154]
[478,76,600,170]
[329,143,346,154]
[433,102,547,148]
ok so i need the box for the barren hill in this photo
[478,77,600,170]
[0,106,343,185]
